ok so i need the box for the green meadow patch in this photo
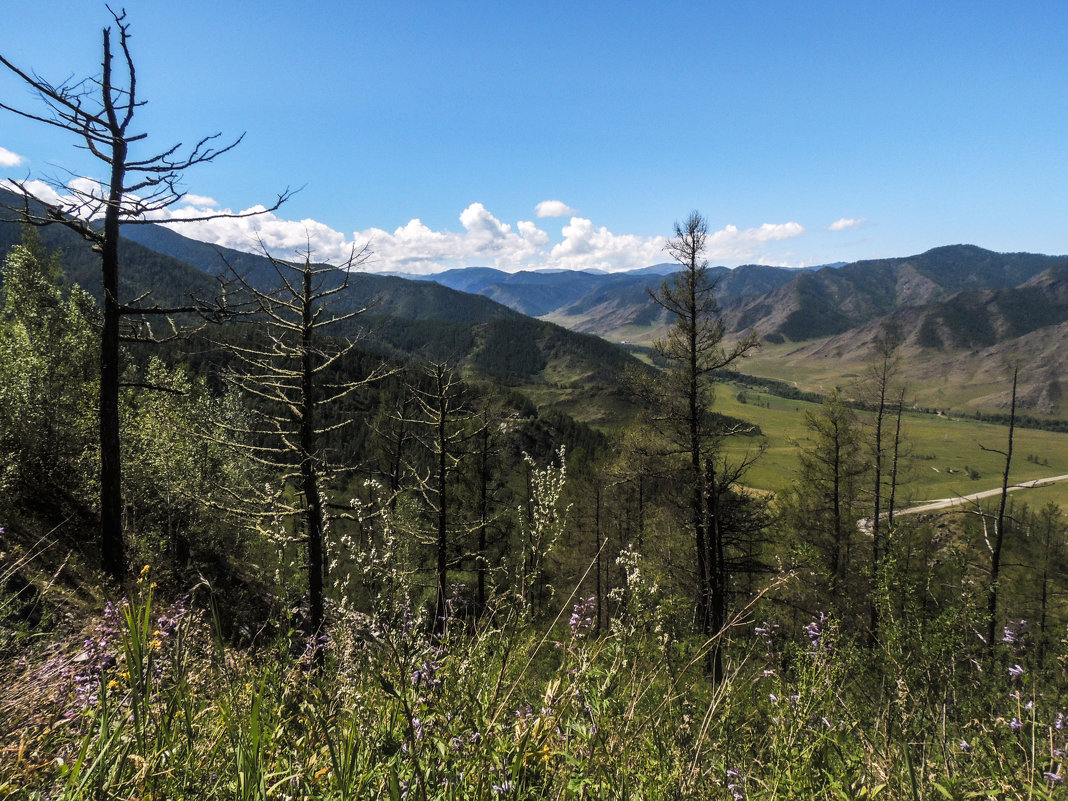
[716,383,1068,508]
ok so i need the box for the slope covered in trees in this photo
[3,13,1068,794]
[5,220,1068,798]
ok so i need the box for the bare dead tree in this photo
[399,362,483,635]
[976,364,1018,655]
[216,245,387,643]
[862,325,904,644]
[886,386,908,527]
[469,402,507,614]
[0,10,292,583]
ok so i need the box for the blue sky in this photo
[3,1,1068,273]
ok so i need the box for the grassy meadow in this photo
[715,382,1068,510]
[740,339,1067,421]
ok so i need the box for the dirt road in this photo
[895,474,1068,517]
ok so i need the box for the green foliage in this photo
[777,389,869,619]
[11,207,1068,798]
[122,357,252,578]
[10,539,1068,798]
[0,231,98,519]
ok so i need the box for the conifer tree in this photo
[641,211,759,679]
[781,388,868,617]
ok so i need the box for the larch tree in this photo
[862,325,904,643]
[782,388,868,614]
[0,10,290,583]
[643,210,759,679]
[219,247,386,642]
[1032,502,1067,662]
[401,362,482,635]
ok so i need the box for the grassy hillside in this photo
[737,326,1068,420]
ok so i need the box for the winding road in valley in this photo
[894,474,1068,517]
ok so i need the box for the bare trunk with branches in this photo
[0,11,290,583]
[219,247,384,642]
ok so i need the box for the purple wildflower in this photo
[1010,718,1022,732]
[755,621,780,651]
[806,613,829,655]
[66,599,126,708]
[725,768,745,801]
[1001,619,1029,647]
[410,660,441,690]
[959,739,972,752]
[569,596,597,638]
[1008,664,1026,683]
[1045,772,1064,784]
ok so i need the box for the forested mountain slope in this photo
[740,258,1068,417]
[416,244,1067,349]
[0,196,645,418]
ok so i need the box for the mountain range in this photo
[410,245,1068,417]
[0,191,644,425]
[2,187,1065,418]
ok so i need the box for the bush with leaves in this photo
[0,231,97,519]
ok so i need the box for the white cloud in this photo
[0,177,110,218]
[0,147,24,167]
[157,204,807,274]
[459,202,512,241]
[548,216,667,271]
[702,221,806,262]
[154,202,356,264]
[182,193,218,207]
[828,217,864,231]
[359,203,548,273]
[0,178,806,274]
[0,178,65,206]
[517,219,549,246]
[535,199,577,218]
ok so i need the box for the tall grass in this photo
[4,560,1068,798]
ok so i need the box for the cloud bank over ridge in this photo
[155,200,806,274]
[0,176,807,273]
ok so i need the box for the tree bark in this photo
[986,366,1017,655]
